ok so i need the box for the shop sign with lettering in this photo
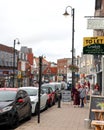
[83,36,104,55]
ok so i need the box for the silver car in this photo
[19,86,48,115]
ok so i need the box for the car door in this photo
[22,90,31,114]
[49,87,55,102]
[15,90,28,118]
[40,89,47,109]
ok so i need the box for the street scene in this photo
[1,0,104,130]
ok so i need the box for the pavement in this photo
[16,101,93,130]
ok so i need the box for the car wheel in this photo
[35,103,38,115]
[53,98,56,105]
[45,100,48,110]
[27,105,32,120]
[55,94,58,102]
[9,113,19,129]
[49,99,53,107]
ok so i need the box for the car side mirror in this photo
[17,98,24,103]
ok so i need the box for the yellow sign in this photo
[18,74,21,79]
[83,36,104,47]
[17,71,22,79]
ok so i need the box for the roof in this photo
[0,88,18,91]
[43,66,57,75]
[19,86,38,90]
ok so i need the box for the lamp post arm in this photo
[65,6,72,11]
[65,6,73,16]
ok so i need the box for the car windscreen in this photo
[56,84,61,90]
[42,88,48,93]
[0,91,16,101]
[23,89,37,96]
[42,84,56,91]
[49,85,56,91]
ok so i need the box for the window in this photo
[95,0,102,10]
[41,89,45,94]
[17,90,27,99]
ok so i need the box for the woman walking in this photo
[72,83,80,108]
[79,84,86,108]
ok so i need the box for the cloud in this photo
[0,0,95,62]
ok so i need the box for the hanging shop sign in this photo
[87,18,104,29]
[83,36,104,55]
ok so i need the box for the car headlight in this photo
[0,106,13,113]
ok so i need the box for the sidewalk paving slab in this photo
[16,101,94,130]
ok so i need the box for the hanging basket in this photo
[69,64,79,72]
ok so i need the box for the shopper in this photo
[33,80,39,87]
[72,83,80,108]
[93,83,100,95]
[79,84,86,108]
[94,83,100,91]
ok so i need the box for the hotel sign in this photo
[87,18,104,29]
[83,36,104,55]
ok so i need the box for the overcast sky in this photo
[0,0,95,62]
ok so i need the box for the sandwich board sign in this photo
[83,36,104,55]
[62,90,71,102]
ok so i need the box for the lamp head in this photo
[17,41,20,45]
[63,11,70,16]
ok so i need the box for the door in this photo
[40,89,47,109]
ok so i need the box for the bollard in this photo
[58,93,61,108]
[84,118,91,129]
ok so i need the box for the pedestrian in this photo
[72,83,80,108]
[87,81,90,90]
[79,84,86,108]
[94,83,100,91]
[84,81,90,96]
[33,80,39,87]
[93,83,100,95]
[77,82,81,89]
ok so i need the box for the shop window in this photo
[95,0,102,10]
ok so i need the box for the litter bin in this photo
[84,118,91,129]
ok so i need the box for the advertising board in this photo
[87,18,104,29]
[83,36,104,55]
[62,90,71,102]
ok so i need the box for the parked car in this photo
[0,88,32,129]
[42,85,56,107]
[49,82,67,91]
[67,83,72,90]
[42,82,62,102]
[19,86,48,115]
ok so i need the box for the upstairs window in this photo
[95,0,102,10]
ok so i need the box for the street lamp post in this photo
[38,56,43,123]
[13,38,20,88]
[63,6,75,88]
